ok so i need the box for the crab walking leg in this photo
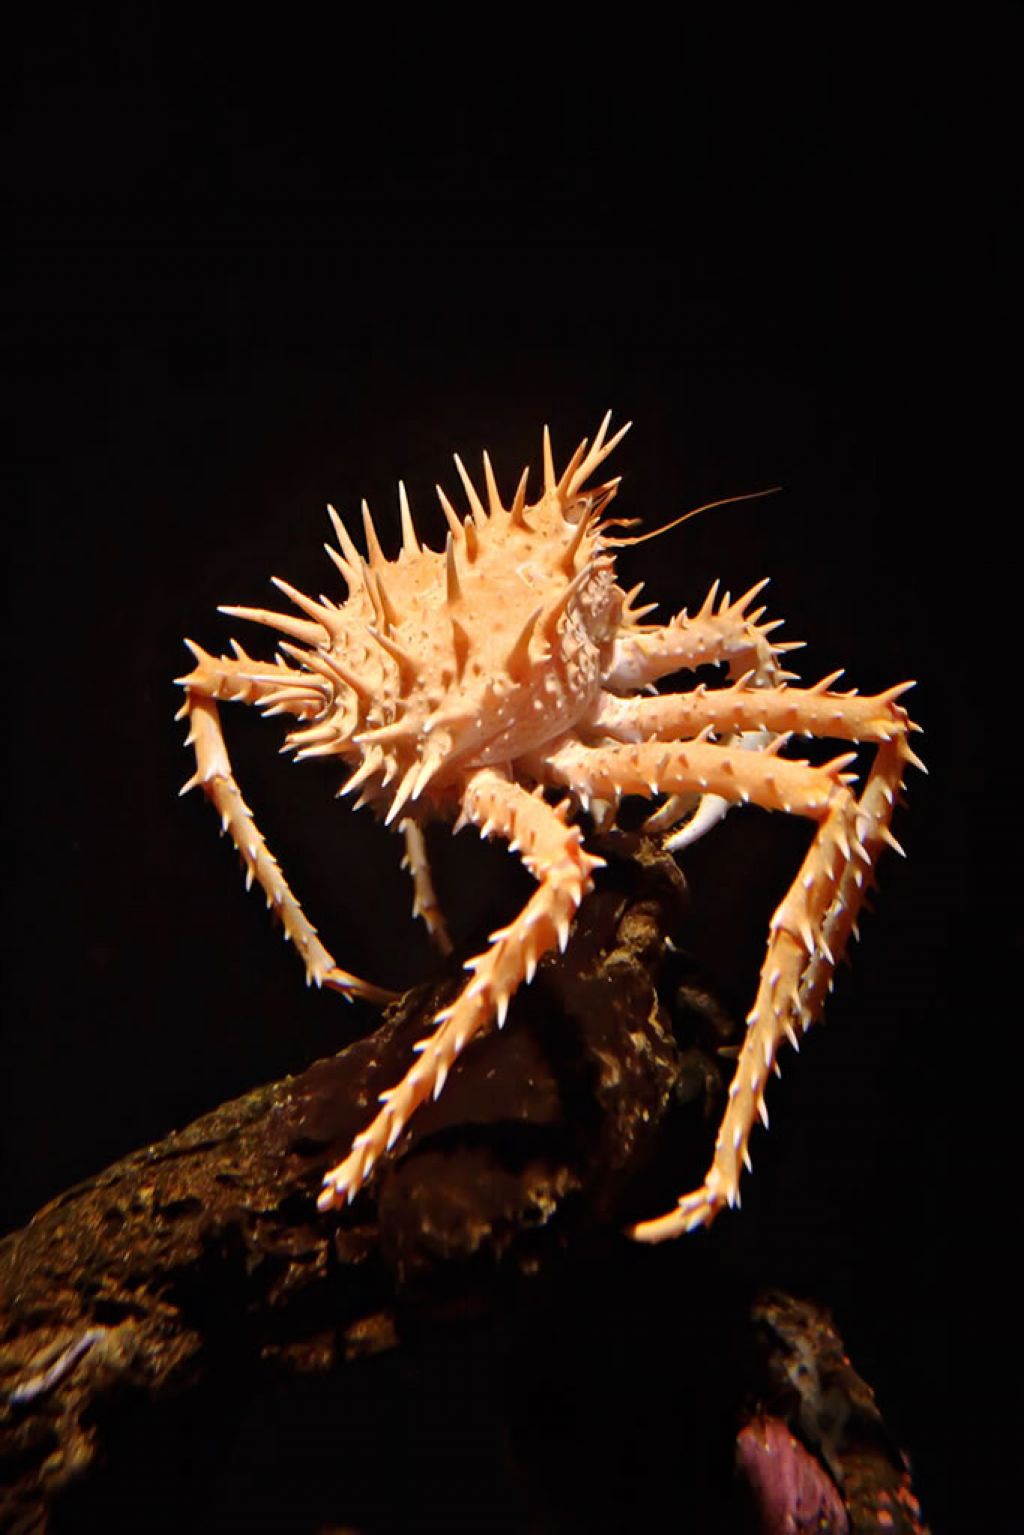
[607,579,792,692]
[400,819,453,956]
[176,640,328,719]
[593,677,916,855]
[318,769,604,1212]
[179,689,396,1004]
[609,581,793,848]
[632,738,917,1242]
[539,735,910,1241]
[796,737,913,1021]
[590,678,915,748]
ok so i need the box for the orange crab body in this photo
[178,415,919,1240]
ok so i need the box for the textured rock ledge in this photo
[0,835,928,1533]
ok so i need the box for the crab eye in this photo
[564,494,592,526]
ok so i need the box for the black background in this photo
[3,10,1017,1529]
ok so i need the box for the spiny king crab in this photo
[178,415,920,1240]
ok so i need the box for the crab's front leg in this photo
[609,581,796,848]
[177,645,395,1004]
[318,768,603,1211]
[540,730,913,1241]
[607,579,791,691]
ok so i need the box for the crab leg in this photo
[177,673,395,1005]
[400,819,453,956]
[590,677,915,748]
[539,728,914,1241]
[176,640,328,718]
[317,768,604,1211]
[606,579,791,692]
[608,581,794,847]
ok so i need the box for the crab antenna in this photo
[603,486,782,547]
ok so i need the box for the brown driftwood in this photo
[0,835,930,1533]
[735,1292,931,1534]
[0,834,702,1532]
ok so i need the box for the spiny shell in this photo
[223,417,631,823]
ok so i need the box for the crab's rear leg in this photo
[318,769,603,1211]
[540,727,914,1241]
[400,819,453,956]
[177,649,395,1005]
